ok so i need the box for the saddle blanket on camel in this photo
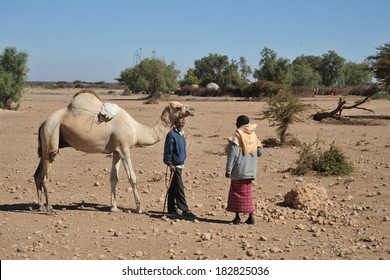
[97,103,120,123]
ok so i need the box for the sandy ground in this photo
[0,88,389,260]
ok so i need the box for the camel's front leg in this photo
[120,150,142,213]
[110,152,121,212]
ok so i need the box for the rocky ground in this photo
[0,88,389,260]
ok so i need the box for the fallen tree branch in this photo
[313,98,346,121]
[313,91,377,121]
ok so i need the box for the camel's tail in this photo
[37,122,43,158]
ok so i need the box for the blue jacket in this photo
[163,128,186,166]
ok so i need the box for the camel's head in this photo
[169,101,195,118]
[164,101,195,126]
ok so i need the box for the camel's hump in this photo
[68,90,102,112]
[72,90,101,100]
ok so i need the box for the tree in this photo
[194,53,241,90]
[260,91,310,144]
[338,61,373,87]
[318,51,345,87]
[0,47,28,109]
[285,63,322,87]
[238,56,252,86]
[253,47,290,84]
[117,54,179,98]
[179,68,200,87]
[293,55,322,72]
[367,42,390,89]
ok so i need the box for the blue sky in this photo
[1,0,389,82]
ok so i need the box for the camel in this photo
[33,90,195,213]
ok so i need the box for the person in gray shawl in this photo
[225,115,264,224]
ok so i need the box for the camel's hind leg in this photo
[33,157,54,212]
[35,117,60,212]
[118,149,142,213]
[33,159,46,211]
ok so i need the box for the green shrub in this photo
[260,91,310,144]
[288,86,315,97]
[0,47,28,109]
[371,91,390,100]
[294,140,322,175]
[295,140,355,176]
[318,144,356,175]
[121,88,132,96]
[243,81,285,99]
[348,85,379,96]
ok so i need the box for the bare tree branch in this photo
[313,90,378,121]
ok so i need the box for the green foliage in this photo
[117,52,179,98]
[253,47,290,84]
[318,51,346,87]
[285,63,322,87]
[295,140,355,176]
[260,91,310,144]
[243,80,284,99]
[237,56,252,86]
[179,68,199,87]
[121,88,132,96]
[294,140,322,175]
[319,145,355,175]
[293,55,322,71]
[371,91,390,100]
[194,53,242,90]
[0,47,28,110]
[338,61,373,86]
[368,42,390,89]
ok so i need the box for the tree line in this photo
[1,42,389,109]
[117,43,390,98]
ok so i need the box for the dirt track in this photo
[0,88,389,260]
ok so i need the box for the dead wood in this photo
[313,92,377,121]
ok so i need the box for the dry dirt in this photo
[0,88,389,260]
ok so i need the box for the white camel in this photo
[33,90,195,213]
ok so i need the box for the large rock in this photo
[283,183,332,210]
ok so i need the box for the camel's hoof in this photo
[39,205,54,213]
[136,207,144,214]
[110,207,121,212]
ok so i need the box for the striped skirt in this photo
[226,179,255,213]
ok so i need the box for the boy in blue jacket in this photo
[163,117,195,218]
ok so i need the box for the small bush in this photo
[294,140,322,175]
[243,81,285,99]
[348,85,379,96]
[318,145,356,175]
[121,88,132,96]
[371,91,390,100]
[288,86,315,97]
[295,140,355,176]
[261,91,310,144]
[262,137,280,147]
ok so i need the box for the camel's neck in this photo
[134,115,172,146]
